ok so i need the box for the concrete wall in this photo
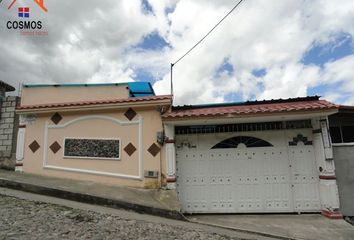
[21,85,129,106]
[0,96,20,169]
[333,145,354,216]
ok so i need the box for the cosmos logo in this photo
[8,0,47,12]
[3,0,48,35]
[18,7,30,18]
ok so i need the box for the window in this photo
[175,120,312,135]
[342,126,354,143]
[329,127,341,143]
[330,125,354,144]
[64,138,120,160]
[211,136,273,149]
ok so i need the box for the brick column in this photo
[0,96,20,170]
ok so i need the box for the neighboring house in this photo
[16,83,343,217]
[329,106,354,217]
[162,96,340,217]
[0,80,20,170]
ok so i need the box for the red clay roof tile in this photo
[163,99,338,119]
[17,95,172,110]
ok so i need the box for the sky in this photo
[1,0,354,105]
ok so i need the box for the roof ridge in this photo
[163,98,338,119]
[172,96,322,111]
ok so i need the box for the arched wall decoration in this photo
[42,115,144,180]
[289,134,312,146]
[211,136,273,149]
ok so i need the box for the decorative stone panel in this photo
[148,143,160,157]
[64,138,120,159]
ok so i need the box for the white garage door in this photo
[176,132,320,213]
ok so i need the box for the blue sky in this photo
[1,0,354,105]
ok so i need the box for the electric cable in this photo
[172,0,244,66]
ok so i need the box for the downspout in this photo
[158,105,169,188]
[158,143,162,188]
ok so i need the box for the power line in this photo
[170,0,244,97]
[172,0,244,66]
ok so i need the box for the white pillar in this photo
[312,117,340,212]
[15,115,26,172]
[164,124,176,189]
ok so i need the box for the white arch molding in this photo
[43,115,144,180]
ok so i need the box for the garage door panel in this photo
[176,132,320,213]
[290,145,320,212]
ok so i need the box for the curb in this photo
[187,219,297,240]
[0,178,185,221]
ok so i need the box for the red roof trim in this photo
[163,100,338,119]
[17,95,172,110]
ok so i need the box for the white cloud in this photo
[1,0,354,106]
[152,0,354,104]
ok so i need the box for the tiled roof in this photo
[163,98,338,119]
[17,95,172,111]
[0,80,15,92]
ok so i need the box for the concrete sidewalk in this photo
[1,170,353,240]
[188,214,354,240]
[0,170,182,220]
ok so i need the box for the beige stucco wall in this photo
[21,85,129,106]
[22,107,166,188]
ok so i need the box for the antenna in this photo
[170,63,174,97]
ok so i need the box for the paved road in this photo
[0,188,273,240]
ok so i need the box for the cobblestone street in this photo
[0,195,240,240]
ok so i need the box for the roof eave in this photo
[16,99,171,114]
[0,82,15,92]
[162,108,339,122]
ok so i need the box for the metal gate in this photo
[176,137,320,213]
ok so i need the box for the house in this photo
[162,96,340,217]
[15,82,172,188]
[329,105,354,218]
[15,83,342,217]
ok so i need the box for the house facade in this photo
[15,82,172,188]
[162,97,340,216]
[16,83,342,217]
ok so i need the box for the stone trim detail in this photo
[165,138,175,143]
[289,134,312,146]
[319,175,336,180]
[166,177,176,183]
[124,143,136,156]
[148,143,160,157]
[312,129,321,134]
[49,141,61,154]
[29,140,40,153]
[124,108,137,121]
[51,112,62,125]
[321,209,343,219]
